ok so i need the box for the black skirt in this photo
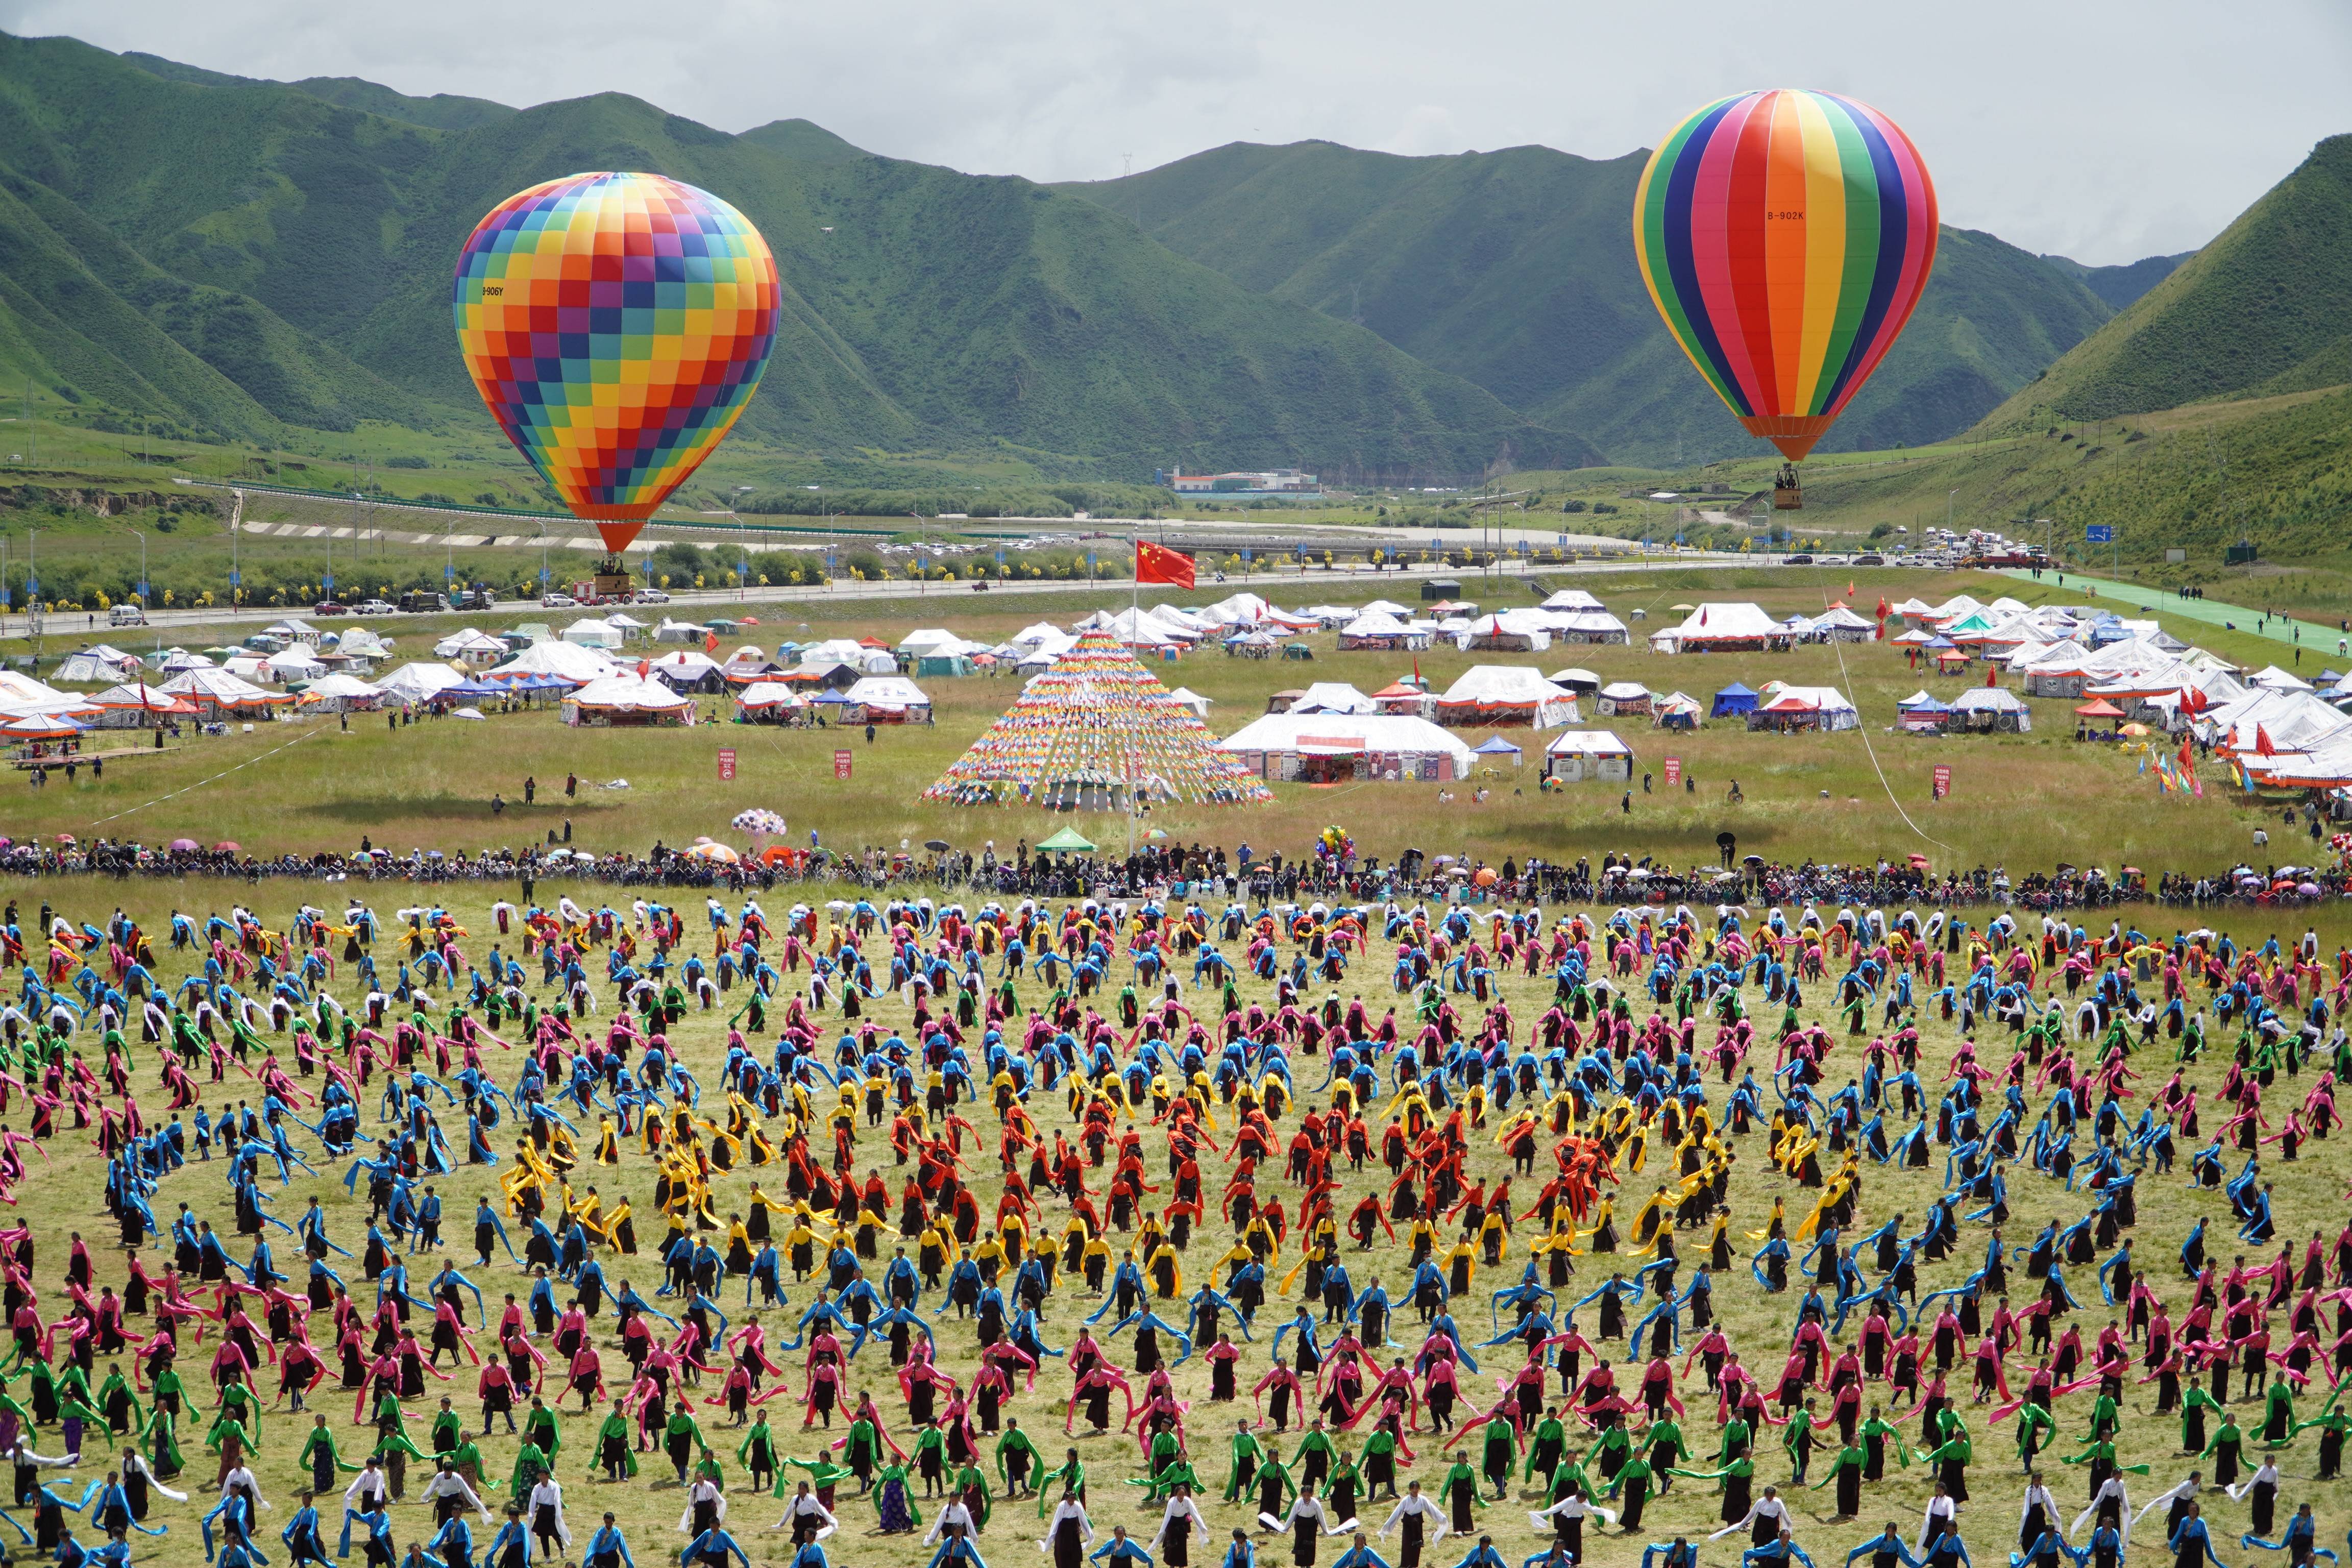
[1293,1517,1319,1567]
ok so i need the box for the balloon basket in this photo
[1772,488,1803,511]
[592,557,634,600]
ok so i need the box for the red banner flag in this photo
[1135,540,1195,588]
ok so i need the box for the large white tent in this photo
[1217,710,1475,782]
[1433,666,1576,729]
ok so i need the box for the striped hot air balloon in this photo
[1632,90,1937,461]
[452,173,779,555]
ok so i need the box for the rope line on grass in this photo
[1817,570,1954,856]
[82,725,324,830]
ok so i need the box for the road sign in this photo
[717,748,736,782]
[2085,525,2114,544]
[1932,764,1952,799]
[1663,757,1682,788]
[833,749,852,780]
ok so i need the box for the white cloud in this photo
[4,0,2344,261]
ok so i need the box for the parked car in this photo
[1854,553,1885,566]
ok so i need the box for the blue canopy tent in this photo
[1471,735,1524,768]
[1710,683,1758,719]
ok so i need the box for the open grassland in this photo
[0,570,2332,884]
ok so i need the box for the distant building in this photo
[1156,468,1322,497]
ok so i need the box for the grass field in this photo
[1,868,2343,1568]
[0,569,2329,889]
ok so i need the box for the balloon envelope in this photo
[1632,90,1937,461]
[453,172,779,553]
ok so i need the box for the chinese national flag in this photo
[1135,540,1195,589]
[2256,724,2277,756]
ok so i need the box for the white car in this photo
[634,589,671,604]
[541,593,577,608]
[356,599,396,616]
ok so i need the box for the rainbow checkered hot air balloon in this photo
[452,173,779,554]
[1632,90,1937,461]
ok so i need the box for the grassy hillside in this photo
[2040,249,2193,310]
[0,33,1596,484]
[1059,139,2149,465]
[1984,135,2352,425]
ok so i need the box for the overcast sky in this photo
[8,0,2346,263]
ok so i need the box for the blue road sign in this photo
[2086,525,2114,544]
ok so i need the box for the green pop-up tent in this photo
[1036,826,1096,853]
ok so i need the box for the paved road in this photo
[1999,569,2352,662]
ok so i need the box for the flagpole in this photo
[1129,519,1140,864]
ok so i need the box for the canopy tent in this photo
[736,682,805,708]
[483,641,614,684]
[1433,666,1576,729]
[1656,602,1791,653]
[376,663,470,705]
[562,619,624,649]
[561,670,694,726]
[1035,826,1097,853]
[1288,682,1376,716]
[1538,588,1605,611]
[1652,691,1703,729]
[87,682,195,728]
[1541,729,1634,782]
[1747,684,1860,731]
[1218,711,1476,784]
[295,673,386,712]
[1460,610,1552,652]
[924,627,1271,810]
[2073,699,2127,718]
[51,649,139,684]
[840,675,932,723]
[159,667,290,715]
[647,650,728,693]
[1709,683,1759,718]
[1595,681,1652,717]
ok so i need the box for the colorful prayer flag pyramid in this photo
[924,630,1272,808]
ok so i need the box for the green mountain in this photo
[1985,136,2352,425]
[0,33,1594,482]
[121,51,519,131]
[1058,140,2177,465]
[2039,250,2192,311]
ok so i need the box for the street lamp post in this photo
[1947,489,1959,537]
[128,528,148,613]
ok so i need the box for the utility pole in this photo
[128,528,148,612]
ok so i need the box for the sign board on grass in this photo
[1932,764,1952,799]
[833,749,852,780]
[717,748,736,782]
[1663,757,1682,788]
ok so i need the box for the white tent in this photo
[0,671,87,713]
[562,619,623,649]
[1538,608,1630,644]
[262,646,328,682]
[296,673,386,712]
[1218,710,1475,782]
[160,667,289,713]
[1595,680,1652,717]
[376,663,469,705]
[51,650,138,685]
[1658,602,1788,651]
[1434,666,1576,729]
[1539,589,1605,611]
[1542,730,1635,782]
[562,670,694,724]
[648,650,727,691]
[1288,682,1377,715]
[1337,611,1427,651]
[1460,610,1553,653]
[842,675,932,720]
[434,630,509,668]
[1751,683,1861,730]
[486,641,614,684]
[1161,687,1212,719]
[736,682,805,711]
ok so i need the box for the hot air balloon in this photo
[452,172,779,578]
[1632,91,1936,505]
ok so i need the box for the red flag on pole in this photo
[1135,540,1195,589]
[2256,724,2277,756]
[1985,665,1998,688]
